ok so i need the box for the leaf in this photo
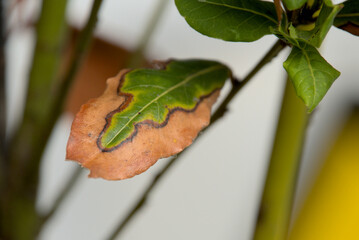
[287,3,342,48]
[334,0,359,36]
[282,0,307,11]
[283,43,340,112]
[66,60,230,180]
[175,0,278,42]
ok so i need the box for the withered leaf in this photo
[66,60,230,180]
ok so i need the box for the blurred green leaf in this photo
[175,0,278,42]
[282,0,307,11]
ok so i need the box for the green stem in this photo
[126,0,169,68]
[40,0,167,227]
[37,0,104,231]
[1,1,68,239]
[2,0,104,238]
[105,39,287,240]
[252,77,309,240]
[8,0,69,192]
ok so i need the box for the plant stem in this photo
[54,0,103,113]
[274,0,283,22]
[106,153,182,240]
[1,1,68,239]
[7,0,69,192]
[37,0,104,231]
[2,0,104,238]
[41,1,168,227]
[38,167,83,230]
[211,39,287,124]
[127,0,169,68]
[252,78,309,240]
[0,0,5,183]
[105,39,287,240]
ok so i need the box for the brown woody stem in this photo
[127,0,169,68]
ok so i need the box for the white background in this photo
[6,0,359,239]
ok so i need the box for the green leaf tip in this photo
[175,0,278,42]
[283,44,340,112]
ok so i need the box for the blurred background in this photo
[5,0,359,239]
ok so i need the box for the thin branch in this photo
[105,39,287,240]
[6,0,69,207]
[35,0,104,232]
[0,0,6,195]
[127,0,169,68]
[274,0,283,22]
[38,0,164,232]
[53,0,104,112]
[38,167,83,229]
[0,0,5,166]
[2,1,69,238]
[106,153,182,240]
[38,0,168,233]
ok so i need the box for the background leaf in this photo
[175,0,278,42]
[283,43,340,112]
[334,0,359,36]
[282,0,307,11]
[67,59,231,180]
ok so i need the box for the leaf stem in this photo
[211,39,287,124]
[105,39,287,240]
[252,77,308,240]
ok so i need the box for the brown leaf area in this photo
[339,23,359,36]
[66,70,219,180]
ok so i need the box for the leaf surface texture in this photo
[283,44,340,112]
[175,0,277,42]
